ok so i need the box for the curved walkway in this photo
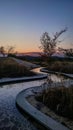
[0,80,46,130]
[0,58,48,85]
[16,86,69,130]
[12,57,39,69]
[41,68,73,79]
[0,58,72,130]
[0,67,47,85]
[16,68,73,130]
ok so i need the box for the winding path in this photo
[0,60,47,130]
[0,79,46,130]
[0,58,73,130]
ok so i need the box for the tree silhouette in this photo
[40,27,67,59]
[7,46,15,56]
[0,46,5,56]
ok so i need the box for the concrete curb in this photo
[41,68,73,79]
[16,86,69,130]
[0,68,47,85]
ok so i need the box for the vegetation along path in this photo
[0,59,73,130]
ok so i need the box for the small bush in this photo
[36,86,73,119]
[47,61,73,74]
[0,58,35,78]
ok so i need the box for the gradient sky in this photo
[0,0,73,52]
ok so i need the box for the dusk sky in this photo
[0,0,73,52]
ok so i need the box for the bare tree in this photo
[64,48,73,57]
[58,47,73,57]
[0,46,5,56]
[40,27,67,59]
[6,46,15,56]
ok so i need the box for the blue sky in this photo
[0,0,73,52]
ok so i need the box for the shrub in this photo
[0,58,35,78]
[47,61,73,74]
[36,86,73,119]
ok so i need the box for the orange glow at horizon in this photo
[17,48,41,53]
[15,40,41,53]
[0,31,41,53]
[0,0,73,55]
[0,29,73,53]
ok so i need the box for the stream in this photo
[0,68,71,130]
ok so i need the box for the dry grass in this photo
[36,86,73,119]
[47,61,73,74]
[0,57,35,78]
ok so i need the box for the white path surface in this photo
[0,80,45,130]
[16,86,70,130]
[0,58,72,130]
[12,57,39,69]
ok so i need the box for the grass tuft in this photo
[47,61,73,74]
[36,86,73,119]
[0,58,35,78]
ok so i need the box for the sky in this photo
[0,0,73,53]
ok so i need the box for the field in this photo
[0,57,35,78]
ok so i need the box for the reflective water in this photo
[48,73,68,82]
[32,67,69,83]
[0,80,46,130]
[0,70,70,130]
